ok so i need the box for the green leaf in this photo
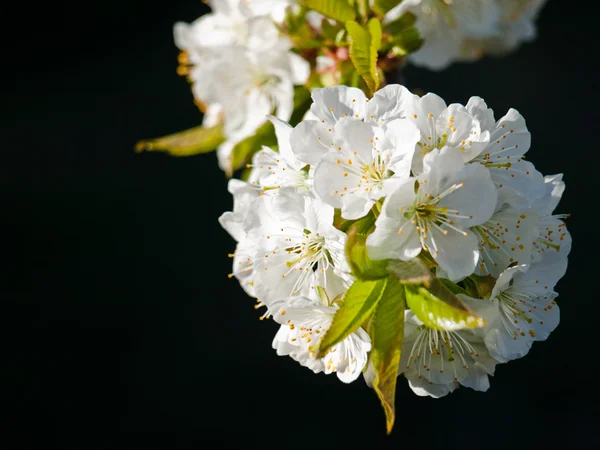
[345,215,391,280]
[385,11,416,35]
[369,277,405,434]
[229,121,277,177]
[372,0,402,16]
[346,18,382,94]
[135,124,224,157]
[321,18,340,41]
[387,258,484,330]
[356,0,369,21]
[387,258,434,285]
[298,0,356,22]
[317,278,387,358]
[389,27,423,56]
[404,284,486,330]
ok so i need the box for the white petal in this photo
[381,177,418,220]
[473,208,539,278]
[289,120,333,165]
[533,216,571,261]
[420,147,466,194]
[333,118,378,162]
[438,104,489,162]
[365,84,415,124]
[428,226,479,282]
[341,192,374,220]
[492,160,546,208]
[313,153,360,210]
[267,116,305,171]
[530,174,565,217]
[488,108,530,156]
[383,119,420,179]
[367,216,421,261]
[310,86,367,124]
[459,363,492,392]
[439,161,497,228]
[490,264,526,299]
[407,377,457,398]
[466,96,496,132]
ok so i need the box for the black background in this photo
[6,1,598,448]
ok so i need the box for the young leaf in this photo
[135,125,224,157]
[372,0,402,16]
[369,277,405,434]
[346,18,382,94]
[404,284,486,330]
[317,278,387,357]
[345,215,390,280]
[298,0,356,22]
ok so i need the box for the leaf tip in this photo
[134,140,149,153]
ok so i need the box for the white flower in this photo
[384,0,501,71]
[219,179,263,297]
[471,204,539,278]
[531,174,572,263]
[247,116,309,191]
[312,117,420,220]
[462,261,563,363]
[460,0,549,60]
[289,85,418,166]
[270,295,371,383]
[468,102,546,207]
[174,2,310,174]
[243,0,296,23]
[395,87,491,174]
[219,179,262,242]
[242,188,350,307]
[190,45,308,174]
[372,311,496,398]
[367,147,497,281]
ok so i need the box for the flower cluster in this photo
[220,84,570,397]
[384,0,549,70]
[168,1,549,176]
[174,0,310,174]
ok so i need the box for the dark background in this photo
[6,1,597,448]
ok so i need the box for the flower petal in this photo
[289,120,333,165]
[267,115,305,171]
[466,96,496,132]
[407,377,457,398]
[367,216,421,261]
[428,225,479,282]
[365,84,415,124]
[310,86,367,124]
